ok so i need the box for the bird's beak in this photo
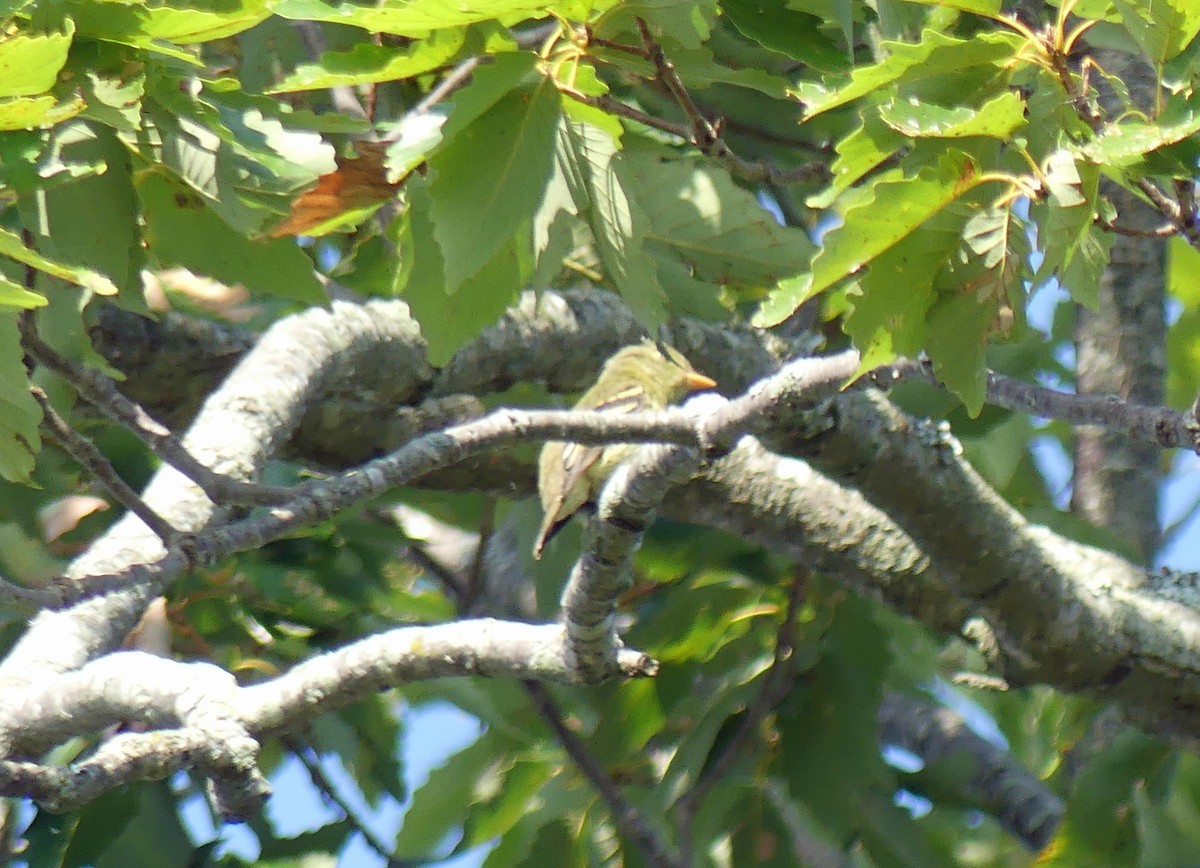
[685,371,718,392]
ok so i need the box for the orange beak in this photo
[685,371,718,392]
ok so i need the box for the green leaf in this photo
[0,226,117,296]
[385,112,449,180]
[878,90,1026,139]
[0,19,73,98]
[136,169,325,303]
[466,759,554,845]
[625,146,816,291]
[0,276,46,309]
[271,0,557,35]
[400,177,523,364]
[926,291,994,415]
[894,0,1003,12]
[429,76,560,290]
[843,222,961,371]
[69,0,272,44]
[807,114,905,209]
[1113,0,1200,64]
[93,782,194,868]
[1033,151,1100,292]
[25,123,144,301]
[795,28,1022,118]
[1082,91,1200,168]
[547,120,666,328]
[269,28,467,93]
[0,93,84,131]
[0,313,41,483]
[1167,236,1200,408]
[755,151,980,325]
[722,0,845,72]
[1044,730,1172,865]
[440,52,542,142]
[1059,222,1112,311]
[394,734,502,858]
[780,590,895,842]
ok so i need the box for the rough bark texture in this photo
[1072,49,1167,563]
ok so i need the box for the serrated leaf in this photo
[1082,92,1200,167]
[756,151,979,325]
[722,0,845,72]
[1113,0,1200,64]
[78,65,146,132]
[1033,154,1099,291]
[624,147,815,289]
[26,124,143,300]
[269,28,466,93]
[394,734,502,858]
[0,19,73,98]
[1044,730,1171,865]
[807,115,905,208]
[430,77,560,291]
[1167,236,1200,408]
[1042,148,1087,207]
[843,222,961,372]
[780,592,894,840]
[1060,223,1112,311]
[271,0,558,36]
[0,313,40,483]
[400,178,523,364]
[549,119,666,327]
[385,111,448,180]
[927,292,993,415]
[440,52,541,142]
[70,0,271,44]
[137,169,325,303]
[878,90,1026,139]
[795,28,1022,118]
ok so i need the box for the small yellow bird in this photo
[533,340,717,559]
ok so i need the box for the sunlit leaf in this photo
[269,28,467,93]
[0,19,73,98]
[755,151,980,324]
[429,76,560,291]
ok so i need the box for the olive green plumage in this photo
[533,340,717,559]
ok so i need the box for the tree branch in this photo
[526,681,682,868]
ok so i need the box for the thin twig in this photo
[294,21,369,122]
[632,18,826,186]
[31,386,182,546]
[525,681,683,868]
[1176,178,1197,226]
[1094,215,1176,238]
[873,357,1200,453]
[587,32,653,59]
[1052,43,1200,249]
[285,736,412,868]
[674,570,808,862]
[19,314,291,506]
[406,56,483,119]
[560,88,824,185]
[464,497,496,612]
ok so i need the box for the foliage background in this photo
[2,0,1200,865]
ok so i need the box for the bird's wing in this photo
[533,384,649,558]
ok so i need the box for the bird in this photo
[532,339,717,559]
